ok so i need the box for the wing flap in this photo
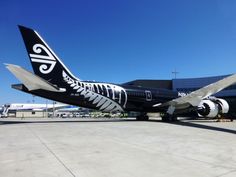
[6,64,66,92]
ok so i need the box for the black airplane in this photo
[6,26,236,121]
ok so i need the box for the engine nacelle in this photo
[197,98,229,118]
[212,98,229,114]
[197,100,219,118]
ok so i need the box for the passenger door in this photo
[145,90,152,101]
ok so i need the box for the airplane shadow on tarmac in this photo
[1,118,236,135]
[149,119,236,135]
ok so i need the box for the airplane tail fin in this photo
[18,25,80,87]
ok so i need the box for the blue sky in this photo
[1,0,236,104]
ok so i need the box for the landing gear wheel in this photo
[136,115,149,121]
[162,114,178,122]
[171,116,178,122]
[162,115,170,122]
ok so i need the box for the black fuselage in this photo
[13,83,179,113]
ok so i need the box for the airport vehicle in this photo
[6,26,236,121]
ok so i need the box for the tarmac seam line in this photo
[107,135,236,171]
[26,124,77,177]
[215,169,236,177]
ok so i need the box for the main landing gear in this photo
[161,114,178,122]
[135,112,178,122]
[136,113,149,121]
[161,105,178,122]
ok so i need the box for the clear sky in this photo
[1,0,236,105]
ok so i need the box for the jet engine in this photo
[213,98,229,114]
[197,98,229,118]
[198,100,219,118]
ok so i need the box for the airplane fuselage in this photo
[13,81,179,113]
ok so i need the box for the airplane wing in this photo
[154,73,236,112]
[6,64,66,92]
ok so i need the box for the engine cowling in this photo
[212,98,229,114]
[197,98,229,118]
[197,100,219,118]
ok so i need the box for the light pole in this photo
[172,68,179,79]
[53,101,56,118]
[46,99,48,118]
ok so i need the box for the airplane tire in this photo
[162,115,171,122]
[136,115,149,121]
[171,116,178,122]
[162,115,178,122]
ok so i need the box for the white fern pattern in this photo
[62,71,127,112]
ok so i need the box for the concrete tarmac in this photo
[0,118,236,177]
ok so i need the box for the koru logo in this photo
[29,44,56,74]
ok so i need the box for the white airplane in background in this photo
[6,103,67,111]
[0,103,68,117]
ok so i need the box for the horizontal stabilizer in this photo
[5,64,66,92]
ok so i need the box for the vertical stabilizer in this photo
[18,25,80,87]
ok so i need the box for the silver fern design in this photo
[62,71,127,112]
[29,43,56,74]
